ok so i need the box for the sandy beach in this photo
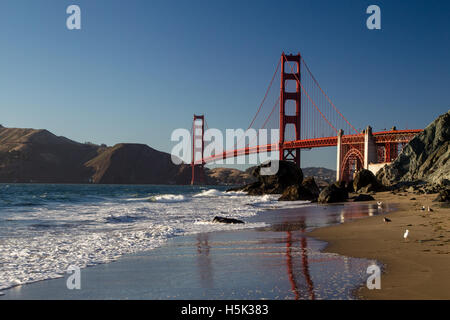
[310,192,450,300]
[0,203,383,300]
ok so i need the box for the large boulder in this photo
[278,177,320,201]
[353,169,383,192]
[433,188,450,202]
[345,180,355,193]
[359,184,377,193]
[302,177,320,197]
[228,160,303,195]
[278,185,307,201]
[377,110,450,186]
[318,182,349,203]
[212,216,244,224]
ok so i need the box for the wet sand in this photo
[310,192,450,300]
[0,203,383,300]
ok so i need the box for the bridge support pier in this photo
[364,126,377,169]
[336,126,384,181]
[336,129,343,181]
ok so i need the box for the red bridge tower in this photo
[191,114,206,185]
[279,53,301,167]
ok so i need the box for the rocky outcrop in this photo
[345,180,355,193]
[278,185,305,201]
[302,177,320,196]
[212,216,244,224]
[278,177,320,201]
[391,180,449,195]
[229,161,303,195]
[377,110,450,186]
[230,161,335,202]
[318,182,349,203]
[433,188,450,202]
[353,169,383,193]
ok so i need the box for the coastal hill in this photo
[85,143,180,184]
[0,126,187,184]
[0,127,100,183]
[0,125,337,185]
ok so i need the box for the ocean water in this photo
[0,184,312,291]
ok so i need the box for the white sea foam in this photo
[193,189,224,197]
[152,194,186,202]
[193,189,249,198]
[0,188,310,291]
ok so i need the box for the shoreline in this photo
[3,191,446,300]
[0,202,379,300]
[310,191,450,300]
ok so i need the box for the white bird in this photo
[403,229,409,241]
[377,201,383,208]
[427,206,433,212]
[421,206,426,211]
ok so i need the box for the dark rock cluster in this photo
[387,180,449,197]
[279,177,320,201]
[212,216,245,224]
[232,161,380,204]
[228,161,302,195]
[228,160,321,202]
[433,187,450,203]
[317,181,349,203]
[353,169,384,193]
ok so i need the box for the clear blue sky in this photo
[0,0,449,170]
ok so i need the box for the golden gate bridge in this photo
[190,52,421,184]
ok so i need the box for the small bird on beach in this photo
[383,217,391,223]
[377,201,383,207]
[427,206,433,212]
[421,206,426,211]
[403,229,409,241]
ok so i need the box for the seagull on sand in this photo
[383,217,391,223]
[427,206,433,212]
[403,229,409,241]
[421,206,426,211]
[377,201,383,207]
